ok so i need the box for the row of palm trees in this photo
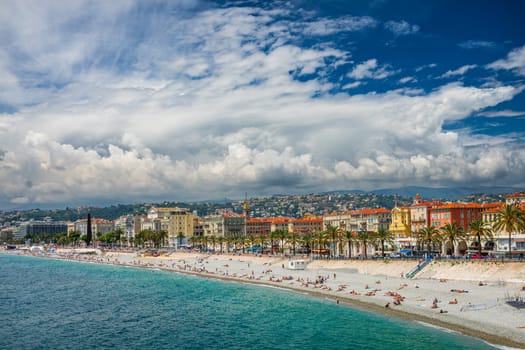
[184,204,525,258]
[185,226,395,258]
[414,204,525,257]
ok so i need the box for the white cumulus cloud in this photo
[384,20,420,36]
[487,45,525,76]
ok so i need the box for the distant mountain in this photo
[368,186,521,200]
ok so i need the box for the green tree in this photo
[356,230,371,259]
[56,233,71,246]
[300,233,313,256]
[226,235,235,253]
[114,228,124,247]
[344,230,355,258]
[324,224,339,258]
[269,231,278,254]
[156,230,168,248]
[275,229,288,255]
[493,204,525,258]
[469,220,493,255]
[217,236,225,254]
[256,234,266,254]
[202,235,209,252]
[237,235,246,254]
[177,232,185,248]
[419,226,439,254]
[314,230,328,258]
[99,232,115,245]
[209,235,217,252]
[189,235,200,249]
[247,234,257,254]
[441,222,466,256]
[289,231,298,256]
[69,230,80,244]
[375,228,394,257]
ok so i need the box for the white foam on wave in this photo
[254,284,292,292]
[415,321,458,334]
[483,343,524,350]
[417,322,522,350]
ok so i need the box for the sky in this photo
[0,0,524,210]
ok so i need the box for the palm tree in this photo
[356,230,370,259]
[469,220,493,255]
[289,231,298,256]
[314,230,328,258]
[246,234,257,254]
[493,204,525,258]
[177,232,186,249]
[324,224,339,258]
[275,229,288,255]
[237,235,246,254]
[419,226,439,255]
[269,231,278,254]
[156,230,168,248]
[344,230,355,258]
[217,236,225,254]
[375,228,394,257]
[189,236,199,250]
[68,230,81,246]
[114,228,124,247]
[209,235,217,252]
[441,222,466,256]
[226,235,235,253]
[300,233,313,256]
[202,235,209,252]
[256,234,266,254]
[336,228,346,258]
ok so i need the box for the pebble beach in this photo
[11,249,525,349]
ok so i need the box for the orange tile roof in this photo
[411,201,433,207]
[360,208,391,214]
[506,192,525,198]
[268,217,291,224]
[432,202,483,209]
[292,217,323,223]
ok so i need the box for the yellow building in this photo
[389,206,411,239]
[148,207,196,246]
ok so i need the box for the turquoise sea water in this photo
[0,255,500,350]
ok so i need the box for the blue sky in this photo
[0,0,524,209]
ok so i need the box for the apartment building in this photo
[289,215,323,234]
[74,218,114,238]
[202,212,245,237]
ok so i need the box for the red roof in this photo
[292,217,323,223]
[505,192,525,198]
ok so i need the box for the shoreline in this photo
[4,250,525,349]
[155,264,525,349]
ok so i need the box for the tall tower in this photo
[86,213,92,246]
[243,192,250,219]
[413,193,422,205]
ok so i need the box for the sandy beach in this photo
[11,249,525,349]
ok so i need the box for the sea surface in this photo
[0,254,502,350]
